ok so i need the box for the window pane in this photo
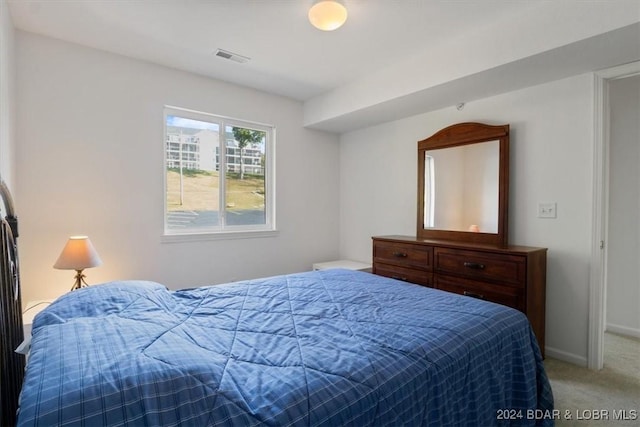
[164,107,274,237]
[166,115,221,230]
[225,125,266,226]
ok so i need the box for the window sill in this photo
[161,229,279,243]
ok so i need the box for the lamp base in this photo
[71,269,89,291]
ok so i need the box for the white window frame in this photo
[162,106,276,242]
[423,155,435,228]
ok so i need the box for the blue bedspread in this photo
[18,269,553,426]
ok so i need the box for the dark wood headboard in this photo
[0,180,25,426]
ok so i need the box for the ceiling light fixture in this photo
[308,0,348,31]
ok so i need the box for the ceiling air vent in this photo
[214,49,250,64]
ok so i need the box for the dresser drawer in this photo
[373,241,433,270]
[434,248,525,286]
[374,263,433,287]
[434,275,524,311]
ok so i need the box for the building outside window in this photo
[163,106,275,237]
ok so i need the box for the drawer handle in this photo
[392,252,408,258]
[463,290,485,300]
[391,275,408,282]
[463,262,485,270]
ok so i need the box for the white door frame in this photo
[589,61,640,370]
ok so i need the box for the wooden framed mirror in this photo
[417,122,509,247]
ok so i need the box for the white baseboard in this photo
[605,323,640,339]
[545,346,588,367]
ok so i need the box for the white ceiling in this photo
[7,1,640,133]
[7,0,543,100]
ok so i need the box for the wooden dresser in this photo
[372,235,547,356]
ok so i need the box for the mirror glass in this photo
[417,122,509,246]
[423,140,499,233]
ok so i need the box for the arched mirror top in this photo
[417,122,509,247]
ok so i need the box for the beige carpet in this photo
[544,333,640,426]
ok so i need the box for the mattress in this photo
[18,269,553,426]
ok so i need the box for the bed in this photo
[15,268,554,426]
[0,179,553,426]
[0,181,25,427]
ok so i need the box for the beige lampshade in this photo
[53,236,103,270]
[308,0,347,31]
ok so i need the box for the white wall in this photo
[429,141,499,232]
[340,74,595,364]
[606,74,640,338]
[0,0,16,190]
[430,147,464,230]
[16,32,340,303]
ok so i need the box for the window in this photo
[163,106,275,238]
[423,155,435,228]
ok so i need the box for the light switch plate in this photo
[537,202,557,218]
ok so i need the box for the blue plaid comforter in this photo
[18,269,553,426]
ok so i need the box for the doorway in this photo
[589,62,640,370]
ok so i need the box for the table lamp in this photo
[53,236,102,291]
